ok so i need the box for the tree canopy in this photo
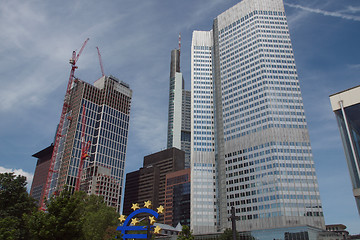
[26,188,120,240]
[0,172,37,239]
[0,172,121,240]
[177,225,194,240]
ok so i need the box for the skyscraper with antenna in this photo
[167,34,191,168]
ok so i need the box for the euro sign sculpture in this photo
[117,208,159,239]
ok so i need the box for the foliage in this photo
[26,189,85,240]
[219,228,239,240]
[178,225,194,240]
[0,172,121,239]
[102,226,123,240]
[26,188,120,240]
[82,194,120,240]
[0,172,37,240]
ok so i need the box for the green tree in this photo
[26,189,85,240]
[0,172,37,240]
[177,225,194,240]
[219,228,239,240]
[26,188,120,240]
[82,194,120,240]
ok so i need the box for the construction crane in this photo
[96,46,105,76]
[39,38,89,210]
[74,104,91,192]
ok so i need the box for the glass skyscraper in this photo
[168,48,191,168]
[191,0,324,234]
[330,85,360,215]
[49,75,132,212]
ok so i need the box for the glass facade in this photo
[191,30,217,234]
[50,76,132,212]
[330,86,360,214]
[191,0,324,234]
[168,49,192,168]
[165,169,191,227]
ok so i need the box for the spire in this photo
[178,32,181,55]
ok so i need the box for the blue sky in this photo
[0,0,359,234]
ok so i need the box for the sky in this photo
[0,0,359,234]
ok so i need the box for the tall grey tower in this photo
[167,37,191,168]
[190,0,324,234]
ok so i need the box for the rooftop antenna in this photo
[178,32,181,55]
[178,33,181,71]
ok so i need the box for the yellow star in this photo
[157,205,164,214]
[131,203,140,211]
[154,225,162,234]
[131,218,139,226]
[144,200,152,208]
[149,216,156,224]
[118,215,126,223]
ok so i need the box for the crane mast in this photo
[39,38,89,210]
[96,46,105,77]
[75,104,91,191]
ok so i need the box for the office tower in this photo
[123,147,185,222]
[49,75,132,212]
[167,47,191,168]
[330,86,360,214]
[80,165,122,209]
[164,168,191,227]
[191,0,324,233]
[30,144,54,206]
[123,165,160,217]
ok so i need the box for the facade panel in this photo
[30,144,54,206]
[191,0,324,233]
[165,168,191,227]
[330,85,360,214]
[49,75,132,212]
[123,148,185,223]
[168,49,192,168]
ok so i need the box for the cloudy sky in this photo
[0,0,359,234]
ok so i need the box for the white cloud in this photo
[348,63,360,69]
[285,3,360,22]
[0,166,34,191]
[339,6,360,14]
[286,6,311,29]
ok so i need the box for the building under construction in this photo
[36,40,132,212]
[54,75,132,212]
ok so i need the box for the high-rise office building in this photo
[123,165,160,217]
[167,47,191,168]
[123,147,185,222]
[330,85,360,214]
[49,75,132,212]
[30,144,54,206]
[164,168,191,227]
[191,0,324,233]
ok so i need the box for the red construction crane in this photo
[74,104,91,192]
[39,38,89,210]
[96,46,105,76]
